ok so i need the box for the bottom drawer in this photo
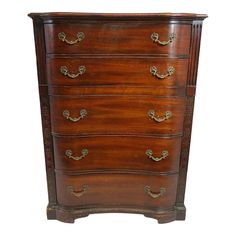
[56,173,178,208]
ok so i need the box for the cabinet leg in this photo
[47,205,56,220]
[175,204,186,220]
[56,209,75,223]
[47,205,90,223]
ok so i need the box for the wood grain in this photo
[47,57,188,87]
[28,12,207,223]
[56,173,178,208]
[50,96,186,135]
[30,20,57,218]
[48,85,186,97]
[45,23,191,55]
[29,12,208,22]
[53,136,182,173]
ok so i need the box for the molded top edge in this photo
[28,12,208,21]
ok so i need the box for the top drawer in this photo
[44,22,191,55]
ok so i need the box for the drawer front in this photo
[56,173,178,208]
[53,136,181,172]
[50,96,186,135]
[45,23,191,55]
[47,58,188,87]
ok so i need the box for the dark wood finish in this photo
[29,12,207,22]
[176,22,205,219]
[47,58,188,87]
[30,20,57,218]
[50,96,186,135]
[53,136,182,173]
[52,204,177,223]
[56,173,178,208]
[29,12,207,224]
[45,23,191,55]
[49,85,186,97]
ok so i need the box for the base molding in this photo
[144,210,177,224]
[46,204,186,224]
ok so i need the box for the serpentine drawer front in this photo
[44,23,191,54]
[50,96,185,135]
[53,136,182,172]
[29,12,207,224]
[47,58,188,87]
[56,174,178,208]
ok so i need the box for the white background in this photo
[0,0,235,235]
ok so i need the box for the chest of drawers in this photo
[29,12,207,223]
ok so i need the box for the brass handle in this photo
[145,149,168,162]
[58,32,85,45]
[151,32,176,45]
[144,186,166,199]
[63,109,87,122]
[148,110,172,123]
[67,185,88,198]
[60,65,86,79]
[150,66,175,79]
[65,149,88,161]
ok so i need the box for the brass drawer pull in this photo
[148,110,172,123]
[151,32,176,46]
[60,65,86,79]
[65,149,88,161]
[63,109,87,122]
[144,186,166,199]
[150,66,175,79]
[145,149,168,162]
[67,185,88,198]
[58,32,85,45]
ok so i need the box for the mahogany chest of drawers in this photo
[29,12,207,223]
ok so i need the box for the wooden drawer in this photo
[56,173,178,208]
[50,96,186,135]
[47,58,188,87]
[44,23,191,55]
[53,136,181,173]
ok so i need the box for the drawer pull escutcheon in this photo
[58,32,85,45]
[60,65,86,79]
[67,185,88,198]
[150,66,175,79]
[63,109,87,122]
[148,110,172,123]
[144,186,166,199]
[65,149,88,161]
[151,32,176,45]
[145,149,168,162]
